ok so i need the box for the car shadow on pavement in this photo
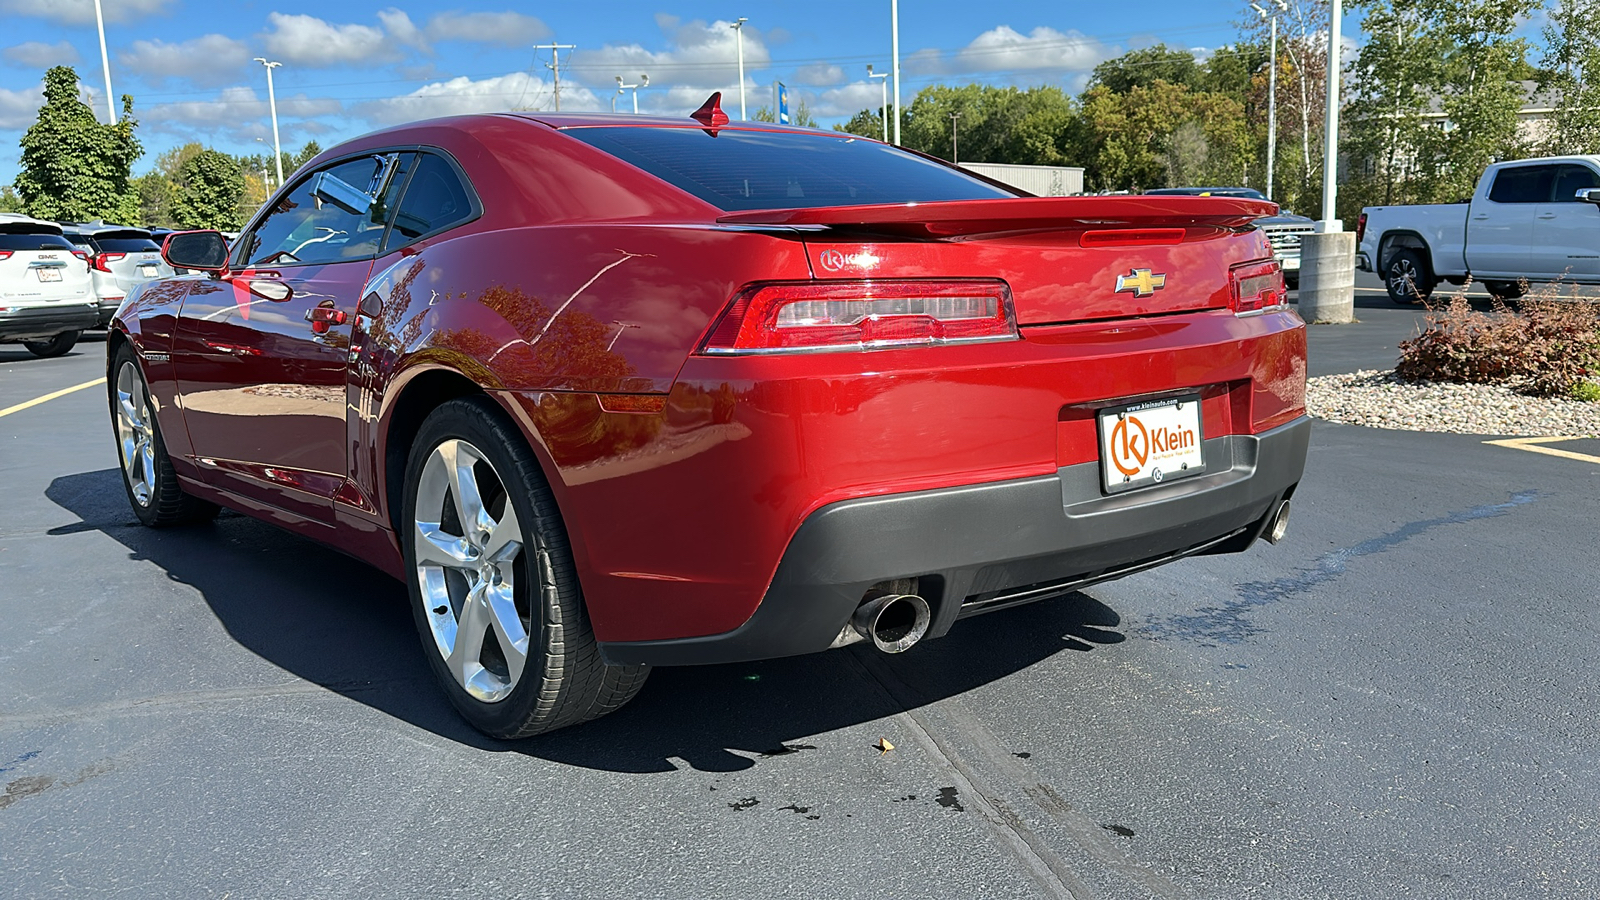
[48,468,1128,773]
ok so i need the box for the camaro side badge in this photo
[1115,268,1167,298]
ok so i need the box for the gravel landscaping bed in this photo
[1307,370,1600,437]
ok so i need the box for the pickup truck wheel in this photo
[1385,250,1434,304]
[403,397,650,739]
[1483,280,1527,301]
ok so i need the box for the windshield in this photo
[563,126,1016,211]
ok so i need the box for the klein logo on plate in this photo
[1107,411,1197,477]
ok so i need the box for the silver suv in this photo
[0,214,97,358]
[60,223,173,327]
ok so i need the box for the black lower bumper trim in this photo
[0,304,97,341]
[599,416,1311,667]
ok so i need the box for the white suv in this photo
[60,223,173,327]
[0,215,97,358]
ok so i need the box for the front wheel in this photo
[1385,249,1435,305]
[109,344,219,527]
[402,397,649,739]
[24,331,79,358]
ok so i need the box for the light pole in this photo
[867,65,889,142]
[1321,0,1344,230]
[731,17,748,120]
[92,0,115,123]
[950,112,961,163]
[253,58,284,188]
[1251,0,1289,202]
[891,0,901,145]
[616,75,649,114]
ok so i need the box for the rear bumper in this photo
[599,415,1310,666]
[1356,251,1373,272]
[0,303,98,341]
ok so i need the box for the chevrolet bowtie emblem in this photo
[1115,268,1167,297]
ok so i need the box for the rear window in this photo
[0,233,76,251]
[94,236,161,253]
[563,126,1015,211]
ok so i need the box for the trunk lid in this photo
[722,196,1278,325]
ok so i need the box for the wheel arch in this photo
[1377,230,1433,276]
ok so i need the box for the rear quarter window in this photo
[563,127,1015,211]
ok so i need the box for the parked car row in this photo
[0,215,176,357]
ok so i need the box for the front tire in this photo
[24,331,79,358]
[402,397,649,739]
[109,344,219,527]
[1385,249,1435,304]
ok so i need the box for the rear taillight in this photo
[71,250,89,264]
[1356,212,1367,245]
[700,280,1017,355]
[92,252,126,272]
[1230,259,1287,314]
[0,251,12,262]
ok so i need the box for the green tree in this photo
[1344,0,1442,210]
[134,172,175,227]
[1079,81,1251,191]
[891,83,1078,166]
[753,99,818,127]
[1090,45,1204,93]
[1540,0,1600,154]
[289,140,323,171]
[171,149,245,230]
[0,186,23,213]
[1239,0,1330,216]
[834,108,888,139]
[15,66,142,222]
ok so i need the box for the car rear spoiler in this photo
[717,196,1279,237]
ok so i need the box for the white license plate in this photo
[36,268,61,282]
[1098,395,1205,493]
[140,265,160,277]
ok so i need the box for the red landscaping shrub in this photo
[1396,284,1600,398]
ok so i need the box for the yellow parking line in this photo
[0,377,106,419]
[1484,436,1600,465]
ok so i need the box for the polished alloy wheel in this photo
[1388,258,1420,298]
[413,439,531,703]
[114,361,157,507]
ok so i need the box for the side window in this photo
[1552,165,1600,202]
[1487,165,1555,204]
[236,153,412,267]
[383,153,475,252]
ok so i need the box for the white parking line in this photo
[1484,436,1600,465]
[0,377,105,419]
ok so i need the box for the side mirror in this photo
[1578,188,1600,204]
[310,171,375,215]
[162,230,230,273]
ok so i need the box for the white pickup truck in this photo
[1356,155,1600,303]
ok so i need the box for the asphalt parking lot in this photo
[3,283,1597,899]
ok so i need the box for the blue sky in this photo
[0,0,1349,182]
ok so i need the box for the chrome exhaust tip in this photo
[852,593,932,653]
[1264,500,1292,544]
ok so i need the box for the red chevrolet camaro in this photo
[109,96,1308,738]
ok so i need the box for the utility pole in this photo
[1321,0,1343,229]
[868,65,889,142]
[253,58,284,188]
[950,112,961,164]
[536,43,576,111]
[92,0,114,123]
[1251,0,1289,201]
[731,18,748,120]
[891,0,901,145]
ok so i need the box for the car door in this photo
[1468,164,1552,278]
[1532,163,1600,281]
[172,152,411,523]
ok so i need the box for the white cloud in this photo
[0,82,41,129]
[262,13,393,67]
[793,63,845,87]
[4,41,80,68]
[377,8,429,53]
[908,25,1113,77]
[352,72,603,126]
[0,0,171,26]
[425,11,550,47]
[147,86,342,127]
[118,34,250,87]
[570,17,771,98]
[812,81,890,119]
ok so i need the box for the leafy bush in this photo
[1397,284,1600,397]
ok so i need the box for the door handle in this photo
[1471,214,1490,220]
[1537,213,1557,219]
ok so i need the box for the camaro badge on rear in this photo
[1115,268,1167,297]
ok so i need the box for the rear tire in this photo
[1384,249,1435,304]
[24,331,79,358]
[1483,280,1527,301]
[109,344,220,527]
[402,397,649,739]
